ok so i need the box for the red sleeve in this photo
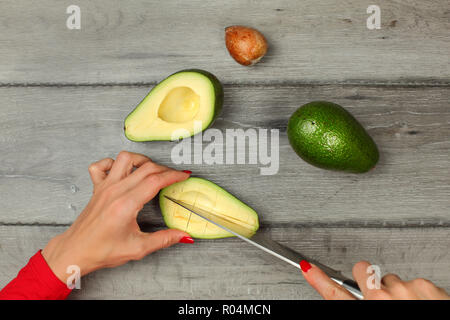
[0,250,72,300]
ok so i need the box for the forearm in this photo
[0,250,72,300]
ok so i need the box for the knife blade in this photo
[164,195,363,299]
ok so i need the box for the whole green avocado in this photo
[287,101,379,173]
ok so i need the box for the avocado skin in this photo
[287,101,379,173]
[123,69,223,141]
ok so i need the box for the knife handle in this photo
[309,259,363,299]
[332,277,363,299]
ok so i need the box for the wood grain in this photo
[0,85,448,226]
[0,0,448,84]
[0,0,449,300]
[0,225,448,299]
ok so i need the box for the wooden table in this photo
[0,0,449,299]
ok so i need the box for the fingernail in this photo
[300,260,312,273]
[182,170,192,174]
[179,236,194,244]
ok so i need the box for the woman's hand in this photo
[300,260,449,300]
[42,151,192,284]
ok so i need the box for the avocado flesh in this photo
[159,177,259,239]
[124,70,223,141]
[287,101,379,173]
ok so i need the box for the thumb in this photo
[140,229,193,255]
[300,261,356,300]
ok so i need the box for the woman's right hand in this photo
[300,260,449,300]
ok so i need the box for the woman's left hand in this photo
[42,151,192,284]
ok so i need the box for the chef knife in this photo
[164,195,363,299]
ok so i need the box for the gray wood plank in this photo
[0,225,448,299]
[0,85,448,226]
[0,0,449,84]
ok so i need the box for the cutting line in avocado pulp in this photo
[165,195,257,239]
[159,177,259,239]
[182,186,201,233]
[174,189,254,235]
[182,199,257,233]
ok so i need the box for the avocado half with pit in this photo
[159,177,259,239]
[124,70,223,141]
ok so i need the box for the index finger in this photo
[107,151,152,182]
[88,158,114,185]
[301,261,356,300]
[125,169,190,209]
[352,261,374,296]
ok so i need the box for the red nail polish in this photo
[300,260,312,272]
[179,236,194,244]
[182,170,192,174]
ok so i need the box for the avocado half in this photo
[287,101,379,173]
[124,69,223,141]
[159,177,259,239]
